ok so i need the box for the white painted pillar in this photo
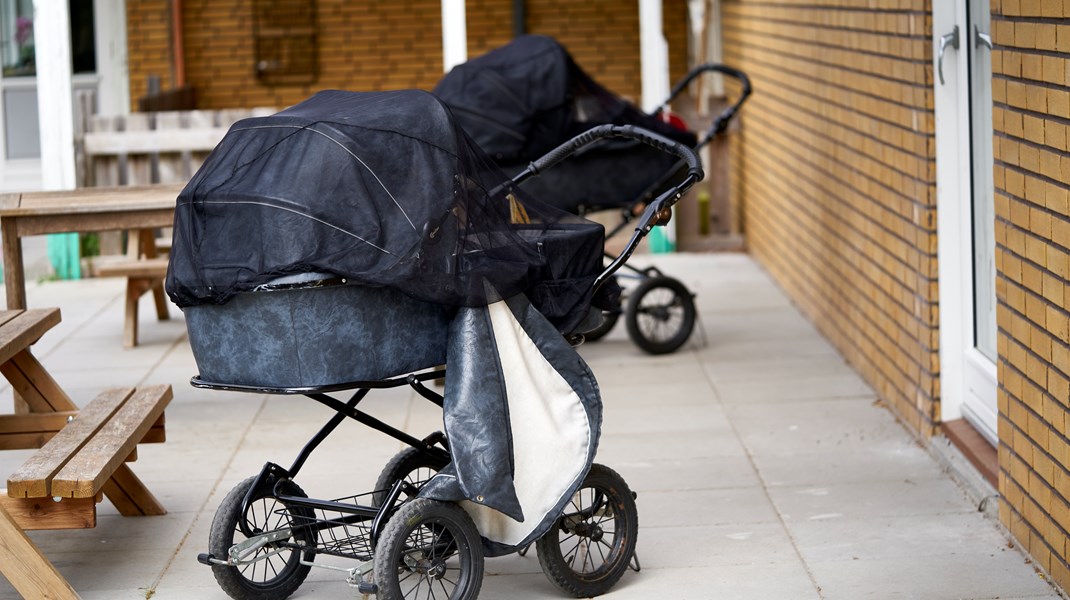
[33,0,76,191]
[639,0,675,250]
[639,0,670,113]
[441,0,468,73]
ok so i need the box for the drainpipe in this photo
[441,0,467,72]
[171,0,185,88]
[513,0,525,38]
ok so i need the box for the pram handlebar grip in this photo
[515,124,704,185]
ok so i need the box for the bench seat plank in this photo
[0,413,166,451]
[95,256,169,278]
[51,385,172,499]
[6,388,136,499]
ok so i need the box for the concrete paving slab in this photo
[786,512,1025,563]
[727,398,919,455]
[750,446,945,487]
[767,478,978,522]
[808,552,1061,600]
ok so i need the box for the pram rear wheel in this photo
[625,276,696,355]
[535,464,638,598]
[373,446,450,506]
[209,476,316,600]
[582,310,620,342]
[374,498,484,600]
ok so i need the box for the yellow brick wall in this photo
[126,0,175,104]
[722,1,939,436]
[128,0,689,110]
[991,0,1070,590]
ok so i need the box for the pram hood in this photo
[166,89,605,333]
[432,34,696,164]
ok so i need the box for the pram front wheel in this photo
[374,498,484,600]
[535,464,638,598]
[209,476,317,600]
[373,446,450,506]
[625,276,696,355]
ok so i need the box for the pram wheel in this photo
[375,498,484,600]
[535,464,638,598]
[373,446,450,506]
[582,310,620,342]
[625,276,696,355]
[209,476,316,600]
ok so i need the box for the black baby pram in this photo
[168,90,703,600]
[433,35,751,354]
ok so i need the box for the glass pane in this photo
[70,0,96,74]
[1,0,35,77]
[969,0,996,362]
[3,86,39,158]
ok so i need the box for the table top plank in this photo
[0,310,60,368]
[0,183,182,217]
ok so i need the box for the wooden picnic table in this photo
[0,183,181,310]
[0,307,172,599]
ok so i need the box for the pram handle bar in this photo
[656,64,752,146]
[512,124,704,186]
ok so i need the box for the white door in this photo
[934,0,998,444]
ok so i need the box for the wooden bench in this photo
[0,309,173,599]
[95,251,170,348]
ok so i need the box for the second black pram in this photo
[434,35,751,354]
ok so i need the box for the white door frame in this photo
[933,1,999,444]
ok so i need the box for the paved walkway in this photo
[0,253,1063,599]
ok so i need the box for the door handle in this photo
[975,25,992,50]
[938,26,959,85]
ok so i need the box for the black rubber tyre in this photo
[535,464,638,598]
[208,476,317,600]
[625,276,696,355]
[374,498,484,600]
[581,310,620,342]
[373,447,451,507]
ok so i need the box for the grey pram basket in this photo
[184,273,450,389]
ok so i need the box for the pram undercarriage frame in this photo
[192,124,702,600]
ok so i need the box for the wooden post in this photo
[0,502,81,599]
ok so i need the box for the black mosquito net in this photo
[433,35,697,213]
[165,89,606,333]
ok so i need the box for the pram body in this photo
[434,35,751,354]
[171,90,704,600]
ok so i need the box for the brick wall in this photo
[722,1,939,436]
[126,0,175,104]
[128,0,689,110]
[991,0,1070,590]
[127,0,445,110]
